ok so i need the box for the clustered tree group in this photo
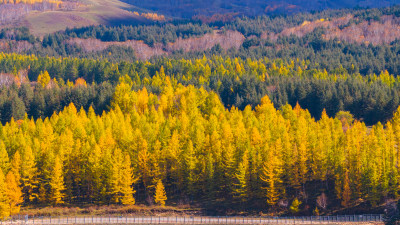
[1,6,400,71]
[0,53,399,125]
[0,5,400,218]
[0,81,114,124]
[1,77,400,217]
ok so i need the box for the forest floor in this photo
[20,204,203,217]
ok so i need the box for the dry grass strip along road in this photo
[1,214,384,224]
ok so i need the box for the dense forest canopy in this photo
[1,81,400,217]
[0,53,399,125]
[120,0,396,18]
[2,4,400,219]
[2,7,400,74]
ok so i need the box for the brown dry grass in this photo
[166,30,245,52]
[20,205,201,217]
[66,38,166,60]
[66,30,245,60]
[3,0,147,37]
[279,15,400,45]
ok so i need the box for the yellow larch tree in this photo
[5,171,22,216]
[49,156,65,205]
[10,151,21,186]
[261,138,284,207]
[233,151,249,202]
[0,141,9,174]
[0,170,9,219]
[154,179,167,206]
[37,71,51,88]
[110,148,123,204]
[120,153,136,205]
[21,146,38,204]
[341,169,351,207]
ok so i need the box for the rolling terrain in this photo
[120,0,397,18]
[1,0,399,37]
[2,1,400,221]
[0,0,150,36]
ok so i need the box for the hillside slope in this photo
[120,0,397,18]
[1,0,149,36]
[279,15,400,45]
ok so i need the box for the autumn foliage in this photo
[0,74,399,216]
[133,11,165,21]
[1,0,61,6]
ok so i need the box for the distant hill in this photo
[1,0,398,36]
[120,0,398,18]
[0,0,151,36]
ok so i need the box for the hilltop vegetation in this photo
[2,7,400,73]
[0,51,399,126]
[120,0,396,18]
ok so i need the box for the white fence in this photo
[1,214,384,224]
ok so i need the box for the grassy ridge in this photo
[4,0,149,36]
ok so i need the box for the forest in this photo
[0,53,399,125]
[1,3,400,219]
[1,77,400,217]
[2,7,400,74]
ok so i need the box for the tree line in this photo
[1,53,400,125]
[0,6,399,72]
[0,82,114,124]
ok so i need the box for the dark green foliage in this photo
[64,23,213,46]
[214,74,400,125]
[0,6,400,126]
[1,53,400,125]
[0,83,114,124]
[0,27,37,44]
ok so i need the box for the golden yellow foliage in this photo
[154,179,167,206]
